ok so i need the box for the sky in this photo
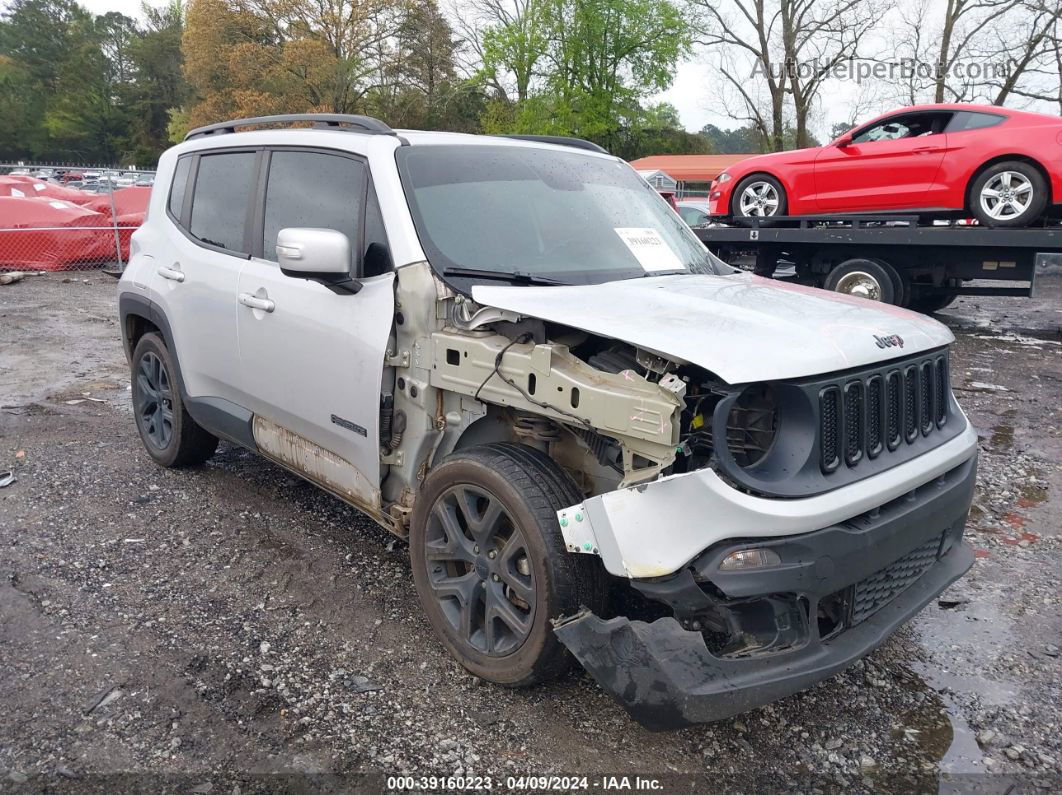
[73,0,1043,141]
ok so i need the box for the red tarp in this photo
[0,176,97,206]
[115,211,145,259]
[0,197,116,270]
[81,186,151,216]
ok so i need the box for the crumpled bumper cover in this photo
[554,541,973,731]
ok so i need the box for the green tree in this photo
[477,0,691,152]
[126,1,188,162]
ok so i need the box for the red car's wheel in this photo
[969,161,1047,227]
[731,174,788,218]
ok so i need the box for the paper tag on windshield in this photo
[614,227,683,272]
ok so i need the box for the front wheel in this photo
[731,174,788,218]
[969,161,1047,227]
[410,443,609,687]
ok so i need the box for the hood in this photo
[471,273,953,384]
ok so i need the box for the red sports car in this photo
[708,104,1062,227]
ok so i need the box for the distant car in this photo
[676,199,710,226]
[709,103,1062,227]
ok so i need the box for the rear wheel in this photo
[907,290,959,314]
[731,174,788,218]
[410,443,609,687]
[969,161,1047,227]
[131,333,218,467]
[823,258,900,304]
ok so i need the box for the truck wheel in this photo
[908,290,959,314]
[130,332,218,467]
[731,174,787,218]
[410,443,609,687]
[969,161,1047,227]
[824,258,899,304]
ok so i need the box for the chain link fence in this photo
[0,163,156,273]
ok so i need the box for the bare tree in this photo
[887,0,1062,106]
[690,0,882,151]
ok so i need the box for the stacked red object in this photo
[0,180,150,270]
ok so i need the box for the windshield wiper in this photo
[442,266,569,286]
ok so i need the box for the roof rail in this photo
[498,134,609,154]
[184,113,394,141]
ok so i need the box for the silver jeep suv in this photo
[118,114,978,729]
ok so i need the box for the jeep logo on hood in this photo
[874,334,904,349]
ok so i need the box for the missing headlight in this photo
[726,384,779,468]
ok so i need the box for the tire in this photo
[969,161,1047,227]
[130,332,218,467]
[907,290,959,314]
[410,442,609,687]
[823,258,899,304]
[731,174,788,218]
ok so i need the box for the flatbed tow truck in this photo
[693,215,1062,313]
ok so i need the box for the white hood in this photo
[471,273,953,383]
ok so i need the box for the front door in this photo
[236,148,394,508]
[814,112,950,212]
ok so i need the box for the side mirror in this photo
[276,227,361,294]
[834,133,853,148]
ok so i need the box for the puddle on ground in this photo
[989,424,1013,453]
[889,589,1025,786]
[902,664,988,775]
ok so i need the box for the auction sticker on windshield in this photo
[614,227,684,272]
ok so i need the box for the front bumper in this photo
[554,454,976,730]
[559,420,978,578]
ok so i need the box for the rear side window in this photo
[262,150,366,266]
[168,156,191,220]
[946,111,1006,133]
[189,151,256,253]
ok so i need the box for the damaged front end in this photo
[554,455,977,731]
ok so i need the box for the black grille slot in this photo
[920,362,934,435]
[885,371,901,450]
[851,534,943,624]
[843,381,864,466]
[935,356,948,426]
[903,365,918,442]
[866,376,883,457]
[820,386,841,473]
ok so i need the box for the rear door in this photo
[236,147,395,507]
[154,149,256,405]
[813,112,950,211]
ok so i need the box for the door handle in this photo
[238,292,275,313]
[912,147,940,154]
[157,265,184,282]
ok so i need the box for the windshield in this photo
[396,144,731,286]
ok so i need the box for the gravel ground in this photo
[1,272,1060,793]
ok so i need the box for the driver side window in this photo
[853,118,912,143]
[852,113,951,144]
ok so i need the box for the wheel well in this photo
[965,155,1052,210]
[124,313,160,359]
